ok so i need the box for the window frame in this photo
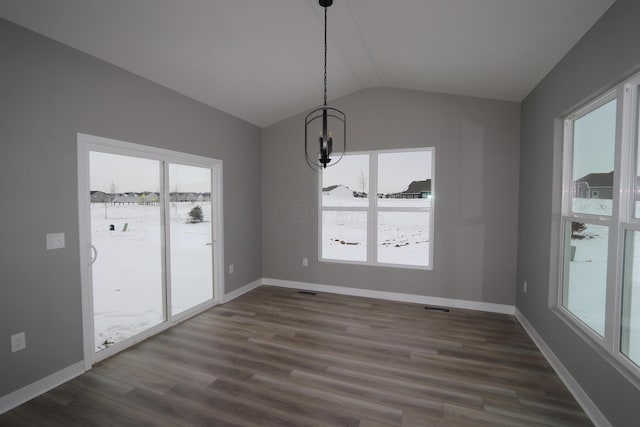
[318,147,435,270]
[559,91,617,343]
[555,71,640,384]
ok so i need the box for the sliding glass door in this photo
[78,133,223,365]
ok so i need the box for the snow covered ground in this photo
[572,197,612,216]
[90,202,212,351]
[566,223,608,336]
[322,196,430,266]
[322,211,368,261]
[567,198,639,365]
[378,211,429,266]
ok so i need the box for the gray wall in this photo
[0,18,262,398]
[262,87,520,305]
[517,0,640,425]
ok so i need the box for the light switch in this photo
[11,332,26,353]
[46,233,65,250]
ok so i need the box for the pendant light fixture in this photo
[305,0,346,171]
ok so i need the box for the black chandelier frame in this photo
[304,0,346,172]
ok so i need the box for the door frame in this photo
[77,133,224,370]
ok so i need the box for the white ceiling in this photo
[0,0,615,127]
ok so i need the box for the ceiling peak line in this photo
[345,0,381,87]
[305,0,366,94]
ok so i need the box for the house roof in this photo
[0,1,615,127]
[322,184,352,193]
[403,180,431,194]
[575,171,613,187]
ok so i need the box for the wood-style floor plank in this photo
[0,286,593,426]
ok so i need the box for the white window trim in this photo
[77,133,224,370]
[553,71,640,387]
[318,147,435,270]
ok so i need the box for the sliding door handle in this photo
[90,244,98,265]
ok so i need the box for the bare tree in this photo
[104,180,118,219]
[109,180,117,205]
[357,169,367,195]
[173,183,179,215]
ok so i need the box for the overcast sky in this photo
[90,149,431,195]
[573,99,616,180]
[90,152,211,193]
[322,150,432,194]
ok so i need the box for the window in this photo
[558,71,640,377]
[320,148,434,269]
[561,95,616,337]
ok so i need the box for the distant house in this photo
[114,194,139,204]
[170,192,187,202]
[403,179,431,198]
[382,179,432,199]
[169,192,204,203]
[574,171,613,199]
[322,184,354,198]
[90,190,111,203]
[139,192,159,205]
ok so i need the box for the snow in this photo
[322,184,357,199]
[572,197,612,216]
[378,197,431,208]
[90,202,212,351]
[169,203,213,316]
[378,211,429,266]
[567,198,639,365]
[565,223,608,336]
[322,198,430,267]
[322,190,368,207]
[322,211,367,261]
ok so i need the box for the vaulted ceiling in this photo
[0,0,615,126]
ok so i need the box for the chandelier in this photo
[305,0,346,170]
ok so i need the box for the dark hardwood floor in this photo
[0,286,593,426]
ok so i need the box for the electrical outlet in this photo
[11,332,26,353]
[229,264,234,274]
[523,281,528,293]
[303,257,308,267]
[46,232,65,250]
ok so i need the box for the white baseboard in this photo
[514,309,610,427]
[262,277,515,315]
[222,278,262,303]
[0,361,85,415]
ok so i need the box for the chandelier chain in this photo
[324,6,327,107]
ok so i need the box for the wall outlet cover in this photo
[46,232,65,250]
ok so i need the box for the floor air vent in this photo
[298,290,317,296]
[424,306,450,313]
